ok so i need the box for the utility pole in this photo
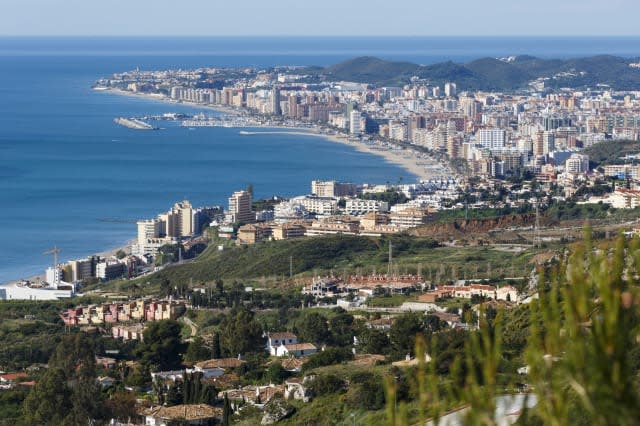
[533,199,541,248]
[289,256,293,279]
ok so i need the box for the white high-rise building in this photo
[173,200,194,237]
[228,190,254,224]
[477,128,506,149]
[46,267,62,288]
[137,219,163,247]
[350,110,363,135]
[444,82,457,97]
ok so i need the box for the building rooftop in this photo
[142,404,220,421]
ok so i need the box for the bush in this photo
[308,374,344,397]
[302,347,354,372]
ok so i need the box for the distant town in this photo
[7,56,640,299]
[2,52,640,426]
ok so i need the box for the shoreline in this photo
[0,242,132,287]
[100,87,453,182]
[2,88,452,287]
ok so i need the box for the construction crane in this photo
[43,246,60,269]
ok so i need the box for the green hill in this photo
[122,234,439,288]
[310,55,640,91]
[323,56,421,85]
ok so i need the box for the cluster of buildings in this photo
[59,299,186,327]
[303,274,425,298]
[101,64,640,184]
[221,180,458,245]
[302,274,521,305]
[94,64,640,221]
[134,200,223,257]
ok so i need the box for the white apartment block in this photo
[228,190,254,224]
[291,196,338,216]
[565,153,590,174]
[350,110,364,134]
[345,199,389,215]
[477,128,506,149]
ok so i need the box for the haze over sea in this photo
[2,36,640,282]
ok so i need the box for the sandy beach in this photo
[239,129,450,181]
[101,88,454,181]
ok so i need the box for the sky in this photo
[1,0,638,36]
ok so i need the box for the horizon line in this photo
[2,34,640,38]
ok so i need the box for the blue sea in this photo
[1,36,640,282]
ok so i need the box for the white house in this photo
[150,370,184,383]
[266,332,298,356]
[185,366,225,379]
[275,343,318,358]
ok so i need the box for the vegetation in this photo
[385,231,640,425]
[311,55,640,90]
[583,139,640,168]
[24,334,105,425]
[135,319,186,372]
[359,189,409,207]
[107,234,439,293]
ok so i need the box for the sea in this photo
[2,36,640,283]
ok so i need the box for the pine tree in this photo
[222,393,231,426]
[212,332,222,359]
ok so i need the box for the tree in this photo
[136,320,186,373]
[211,332,222,359]
[388,312,427,358]
[295,312,330,345]
[264,363,288,384]
[222,393,231,426]
[356,327,390,355]
[302,347,354,371]
[104,391,138,424]
[23,368,70,425]
[185,336,210,362]
[329,312,355,346]
[23,333,106,425]
[218,308,265,357]
[46,333,104,425]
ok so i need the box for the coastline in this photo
[0,242,132,287]
[244,129,439,181]
[100,87,453,182]
[2,89,452,287]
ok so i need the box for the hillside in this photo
[310,55,640,91]
[120,234,439,288]
[323,56,421,85]
[583,139,640,168]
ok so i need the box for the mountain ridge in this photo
[311,54,640,91]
